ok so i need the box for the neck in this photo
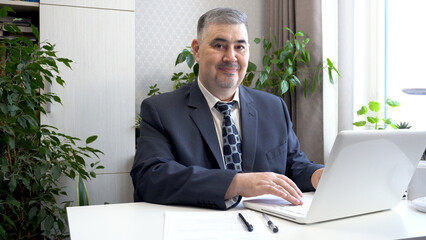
[198,78,238,102]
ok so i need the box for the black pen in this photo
[262,213,279,233]
[238,213,253,232]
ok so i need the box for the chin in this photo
[216,76,240,89]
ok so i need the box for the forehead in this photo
[202,23,248,42]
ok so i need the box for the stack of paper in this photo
[163,210,276,240]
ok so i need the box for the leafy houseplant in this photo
[166,28,340,98]
[353,98,401,130]
[0,7,103,239]
[246,28,340,97]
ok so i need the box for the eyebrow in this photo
[211,38,247,45]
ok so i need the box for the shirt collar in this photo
[198,79,240,110]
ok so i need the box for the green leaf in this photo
[75,155,86,165]
[383,118,393,125]
[86,135,98,144]
[357,106,368,115]
[44,216,54,235]
[368,101,380,112]
[31,24,40,39]
[17,117,28,128]
[77,175,90,206]
[1,214,16,229]
[7,136,15,150]
[271,59,281,65]
[280,80,289,94]
[7,197,20,209]
[0,225,5,239]
[175,50,187,66]
[193,63,199,76]
[263,38,270,50]
[260,72,268,84]
[292,75,301,86]
[265,66,271,74]
[57,57,73,69]
[353,121,366,127]
[367,116,379,124]
[0,6,15,18]
[28,206,38,220]
[328,67,334,84]
[386,98,400,107]
[70,169,76,179]
[284,27,294,35]
[52,165,62,180]
[186,53,195,69]
[295,31,305,37]
[262,55,270,67]
[254,38,261,44]
[295,39,300,50]
[247,61,257,72]
[303,38,310,45]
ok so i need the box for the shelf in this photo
[0,0,39,12]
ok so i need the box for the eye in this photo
[236,45,246,52]
[214,44,225,49]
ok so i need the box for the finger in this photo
[274,179,302,202]
[269,184,302,205]
[266,183,288,199]
[276,175,303,198]
[274,182,303,205]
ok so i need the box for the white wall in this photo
[135,0,266,113]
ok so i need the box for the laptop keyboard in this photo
[271,200,312,215]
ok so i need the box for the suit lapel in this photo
[187,82,224,169]
[239,86,258,172]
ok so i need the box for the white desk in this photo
[67,200,426,240]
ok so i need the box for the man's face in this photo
[192,23,250,101]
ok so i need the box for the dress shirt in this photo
[198,79,241,208]
[198,80,242,161]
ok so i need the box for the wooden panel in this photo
[40,4,135,174]
[40,0,134,11]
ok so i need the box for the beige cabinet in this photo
[39,0,135,204]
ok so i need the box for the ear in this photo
[191,39,200,62]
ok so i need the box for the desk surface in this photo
[67,199,426,240]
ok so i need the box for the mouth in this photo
[217,63,240,74]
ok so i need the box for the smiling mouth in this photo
[217,63,240,74]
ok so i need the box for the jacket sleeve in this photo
[281,99,324,191]
[130,98,239,210]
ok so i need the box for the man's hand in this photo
[311,168,324,189]
[225,172,304,205]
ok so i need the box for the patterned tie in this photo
[214,101,242,171]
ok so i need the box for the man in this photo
[131,8,324,210]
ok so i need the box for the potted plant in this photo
[353,98,401,130]
[0,7,103,239]
[167,28,340,98]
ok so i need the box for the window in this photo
[386,0,426,129]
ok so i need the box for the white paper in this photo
[163,209,276,240]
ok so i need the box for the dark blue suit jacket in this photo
[130,81,323,209]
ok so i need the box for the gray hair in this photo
[197,8,248,41]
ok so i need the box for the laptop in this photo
[243,130,426,224]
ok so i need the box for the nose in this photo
[223,48,237,62]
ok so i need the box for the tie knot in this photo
[214,101,236,116]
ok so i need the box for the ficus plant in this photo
[0,7,103,239]
[353,98,401,130]
[163,28,340,98]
